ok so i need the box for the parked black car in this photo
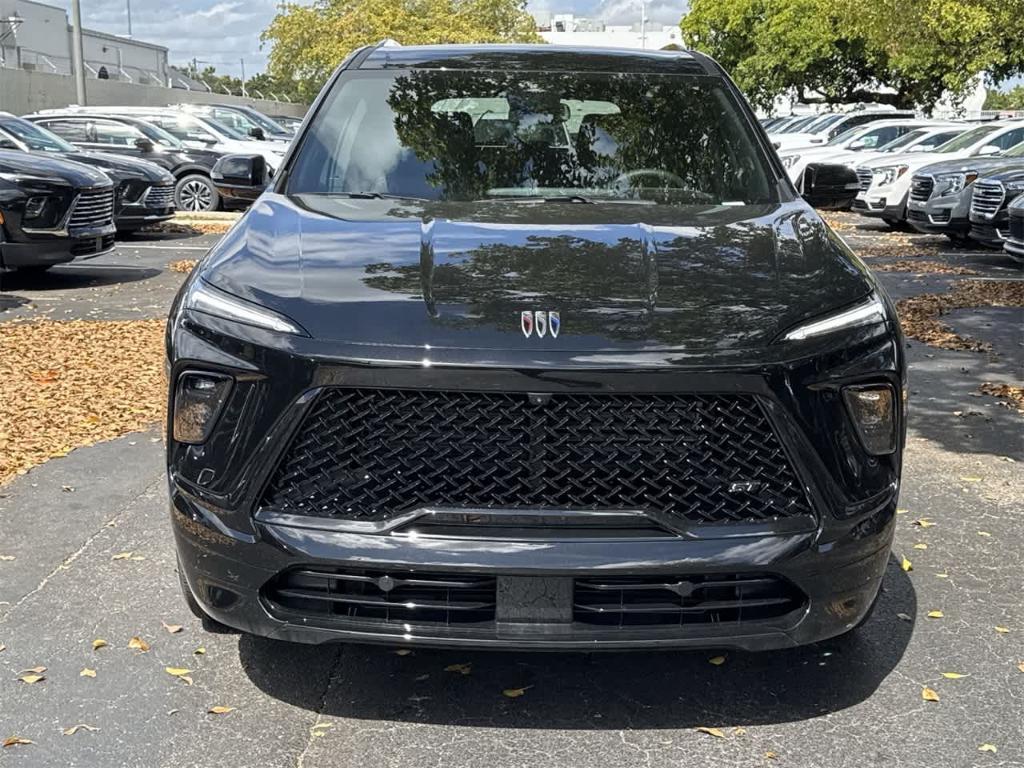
[967,167,1024,248]
[0,113,176,232]
[1003,193,1024,263]
[168,44,905,651]
[24,112,224,212]
[0,149,116,272]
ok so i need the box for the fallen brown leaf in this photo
[708,655,726,666]
[895,280,1024,352]
[901,556,913,572]
[92,639,108,650]
[168,259,200,274]
[940,672,968,679]
[922,687,940,702]
[62,724,99,736]
[128,636,150,652]
[0,555,15,561]
[18,674,45,684]
[912,518,935,528]
[978,744,997,753]
[913,543,928,550]
[979,383,1024,414]
[2,737,32,748]
[194,647,206,655]
[927,610,944,619]
[696,726,726,738]
[444,663,471,676]
[995,626,1010,634]
[80,668,96,678]
[502,687,529,698]
[161,622,184,634]
[207,706,234,715]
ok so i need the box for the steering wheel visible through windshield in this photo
[287,69,776,206]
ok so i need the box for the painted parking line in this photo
[116,244,212,251]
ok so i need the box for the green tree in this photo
[984,85,1024,111]
[681,0,1024,113]
[261,0,541,103]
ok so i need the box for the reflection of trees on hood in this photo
[385,69,768,203]
[359,225,821,346]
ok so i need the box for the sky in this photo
[56,0,690,76]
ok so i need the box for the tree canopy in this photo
[681,0,1024,112]
[261,0,541,103]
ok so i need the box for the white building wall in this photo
[541,25,684,50]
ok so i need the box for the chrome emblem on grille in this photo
[521,311,560,339]
[521,311,534,338]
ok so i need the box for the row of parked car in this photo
[0,103,301,273]
[765,109,1024,262]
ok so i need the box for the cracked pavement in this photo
[0,220,1022,767]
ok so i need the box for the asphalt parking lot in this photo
[0,220,1022,768]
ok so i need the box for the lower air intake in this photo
[265,568,497,625]
[574,573,804,627]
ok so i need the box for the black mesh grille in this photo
[1010,212,1023,241]
[261,389,813,525]
[574,574,804,627]
[910,176,934,203]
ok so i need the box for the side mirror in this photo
[248,127,266,141]
[801,162,861,211]
[211,154,268,201]
[848,138,866,150]
[134,137,155,152]
[976,144,1001,156]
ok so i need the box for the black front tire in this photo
[14,264,53,274]
[945,233,972,247]
[174,173,220,213]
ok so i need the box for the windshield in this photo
[934,125,998,153]
[238,107,289,135]
[877,129,926,152]
[204,118,249,141]
[826,126,865,147]
[287,70,776,206]
[0,116,77,153]
[807,114,844,133]
[1003,141,1024,158]
[134,121,183,148]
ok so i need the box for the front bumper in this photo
[173,487,895,650]
[115,204,175,231]
[851,189,908,221]
[969,211,1009,248]
[1,224,116,267]
[906,197,970,235]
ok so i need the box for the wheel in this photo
[14,264,53,274]
[175,173,220,212]
[945,233,972,247]
[882,218,902,229]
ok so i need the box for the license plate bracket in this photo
[495,576,573,624]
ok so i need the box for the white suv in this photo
[852,121,1024,225]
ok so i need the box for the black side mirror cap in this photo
[801,163,860,211]
[134,137,155,152]
[211,154,269,201]
[248,127,266,141]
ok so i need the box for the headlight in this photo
[183,279,307,335]
[781,154,800,169]
[1002,179,1024,195]
[874,165,909,186]
[781,295,887,341]
[934,172,977,197]
[21,194,64,228]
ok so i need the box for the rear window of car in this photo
[287,69,778,206]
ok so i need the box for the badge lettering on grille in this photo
[729,481,762,493]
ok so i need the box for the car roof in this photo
[357,43,714,76]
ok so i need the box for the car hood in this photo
[913,154,1023,178]
[774,133,828,151]
[60,151,174,184]
[201,194,875,353]
[975,163,1024,183]
[0,148,111,187]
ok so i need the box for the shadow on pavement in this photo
[238,556,915,729]
[0,264,161,293]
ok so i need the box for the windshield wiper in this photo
[328,192,429,201]
[485,194,595,204]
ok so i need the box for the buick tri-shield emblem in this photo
[521,311,560,339]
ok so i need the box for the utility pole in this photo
[70,0,86,105]
[240,57,246,98]
[640,0,647,49]
[126,0,132,38]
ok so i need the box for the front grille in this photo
[143,184,175,209]
[265,567,496,625]
[261,389,813,525]
[970,180,1005,219]
[909,175,934,203]
[67,188,114,229]
[574,574,805,627]
[856,168,873,192]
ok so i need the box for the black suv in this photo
[0,113,176,232]
[168,44,905,651]
[0,149,116,272]
[24,112,224,212]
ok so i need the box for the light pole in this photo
[240,57,246,98]
[70,0,86,104]
[126,0,132,38]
